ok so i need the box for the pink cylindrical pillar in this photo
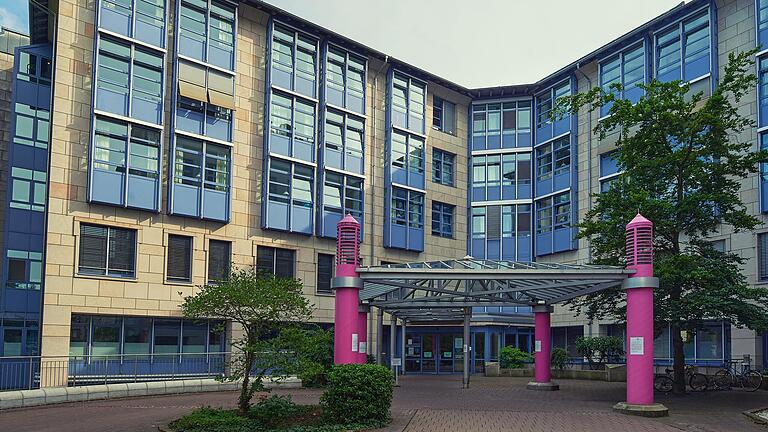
[527,304,558,391]
[333,215,363,365]
[616,213,667,416]
[357,309,368,364]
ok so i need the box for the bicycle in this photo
[654,365,708,393]
[713,360,763,392]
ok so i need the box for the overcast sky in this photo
[266,0,689,87]
[0,1,691,87]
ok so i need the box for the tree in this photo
[181,267,313,415]
[556,49,768,393]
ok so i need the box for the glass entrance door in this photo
[454,335,464,373]
[422,335,436,373]
[438,334,454,373]
[405,336,422,373]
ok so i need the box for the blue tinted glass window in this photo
[432,148,455,186]
[431,201,454,238]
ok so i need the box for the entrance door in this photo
[405,336,422,373]
[438,334,454,373]
[422,335,436,373]
[454,335,464,373]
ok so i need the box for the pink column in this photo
[527,304,558,391]
[357,307,368,364]
[615,213,667,416]
[333,215,363,365]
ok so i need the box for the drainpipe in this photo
[574,64,593,262]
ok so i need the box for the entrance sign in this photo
[534,340,542,353]
[392,357,402,366]
[629,336,644,355]
[352,333,358,352]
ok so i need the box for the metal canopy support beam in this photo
[400,320,406,377]
[462,307,471,389]
[376,308,384,365]
[389,315,396,376]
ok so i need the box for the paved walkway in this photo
[0,375,766,431]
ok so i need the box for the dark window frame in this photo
[166,234,193,283]
[256,246,296,278]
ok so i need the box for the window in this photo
[386,187,425,251]
[391,72,426,133]
[536,145,553,181]
[167,235,193,282]
[91,116,161,210]
[759,0,768,50]
[10,167,46,212]
[470,204,532,260]
[12,103,49,149]
[536,135,570,182]
[321,172,364,236]
[171,136,231,221]
[536,82,570,142]
[6,249,42,290]
[265,158,315,234]
[760,57,768,128]
[599,152,622,193]
[271,22,318,98]
[270,91,317,162]
[323,109,364,173]
[472,207,486,239]
[207,240,231,283]
[176,60,235,141]
[325,45,366,113]
[78,224,136,278]
[655,9,710,83]
[759,233,768,282]
[472,101,532,150]
[256,246,295,278]
[179,0,236,70]
[599,44,645,117]
[432,149,455,186]
[432,96,456,134]
[536,197,553,234]
[95,36,164,124]
[431,202,454,238]
[316,253,334,295]
[472,153,531,200]
[536,192,570,235]
[98,0,166,48]
[390,130,425,186]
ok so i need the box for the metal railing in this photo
[0,352,232,391]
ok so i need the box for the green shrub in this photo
[250,394,301,428]
[366,354,376,364]
[320,364,394,426]
[499,346,531,368]
[551,347,568,370]
[296,360,328,388]
[168,408,255,432]
[575,336,625,369]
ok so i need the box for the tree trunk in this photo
[238,351,253,416]
[671,322,686,394]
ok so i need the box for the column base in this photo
[613,402,669,417]
[526,381,560,391]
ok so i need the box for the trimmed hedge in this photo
[319,364,394,426]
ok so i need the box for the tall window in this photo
[6,249,42,290]
[271,22,318,98]
[167,235,193,282]
[431,202,454,238]
[270,91,317,163]
[98,0,166,48]
[759,233,768,282]
[265,158,314,233]
[536,135,570,182]
[171,136,231,221]
[599,152,621,193]
[391,72,426,134]
[599,44,645,117]
[390,130,424,185]
[207,239,231,283]
[179,0,236,70]
[322,172,363,221]
[316,253,334,295]
[324,109,364,174]
[432,148,455,186]
[95,36,164,124]
[256,246,295,278]
[78,224,136,278]
[536,192,570,235]
[759,0,768,50]
[536,82,569,130]
[325,45,366,114]
[176,60,235,141]
[655,9,710,84]
[12,103,49,149]
[432,96,456,134]
[472,101,532,150]
[10,167,46,212]
[391,188,424,230]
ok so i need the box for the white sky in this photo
[265,0,689,88]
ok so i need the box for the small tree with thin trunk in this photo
[181,267,313,415]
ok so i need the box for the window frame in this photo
[432,96,456,135]
[98,0,168,49]
[391,71,426,133]
[207,239,231,284]
[271,21,320,96]
[316,253,335,296]
[166,234,194,283]
[269,90,318,162]
[432,148,455,186]
[255,246,296,278]
[598,42,646,118]
[653,7,711,84]
[322,171,364,222]
[323,107,365,172]
[178,0,237,70]
[324,43,367,113]
[431,201,454,238]
[77,223,138,279]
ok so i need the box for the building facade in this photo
[0,0,766,379]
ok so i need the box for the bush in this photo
[251,395,301,428]
[168,408,255,432]
[296,360,328,388]
[320,364,394,426]
[551,347,568,370]
[575,336,625,369]
[499,346,531,369]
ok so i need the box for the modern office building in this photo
[0,0,765,381]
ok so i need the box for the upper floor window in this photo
[325,45,366,114]
[759,57,768,128]
[96,36,164,124]
[170,135,230,221]
[316,253,334,295]
[271,22,318,98]
[16,50,52,86]
[536,82,569,130]
[176,60,235,141]
[99,0,166,48]
[656,9,710,84]
[759,0,768,50]
[90,116,161,211]
[471,153,532,201]
[391,72,426,134]
[324,109,364,174]
[12,103,49,150]
[270,92,316,163]
[599,44,645,117]
[471,204,532,241]
[264,158,314,234]
[167,234,193,282]
[256,246,295,278]
[179,0,236,70]
[78,224,136,278]
[322,172,363,222]
[207,239,231,283]
[10,167,46,212]
[6,249,43,291]
[536,192,570,235]
[391,130,424,185]
[599,152,621,193]
[391,188,424,230]
[472,101,532,150]
[759,232,768,282]
[432,96,456,135]
[536,135,570,182]
[432,148,455,186]
[431,201,454,238]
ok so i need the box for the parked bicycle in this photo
[713,360,762,392]
[654,365,708,393]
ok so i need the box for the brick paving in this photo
[0,375,766,431]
